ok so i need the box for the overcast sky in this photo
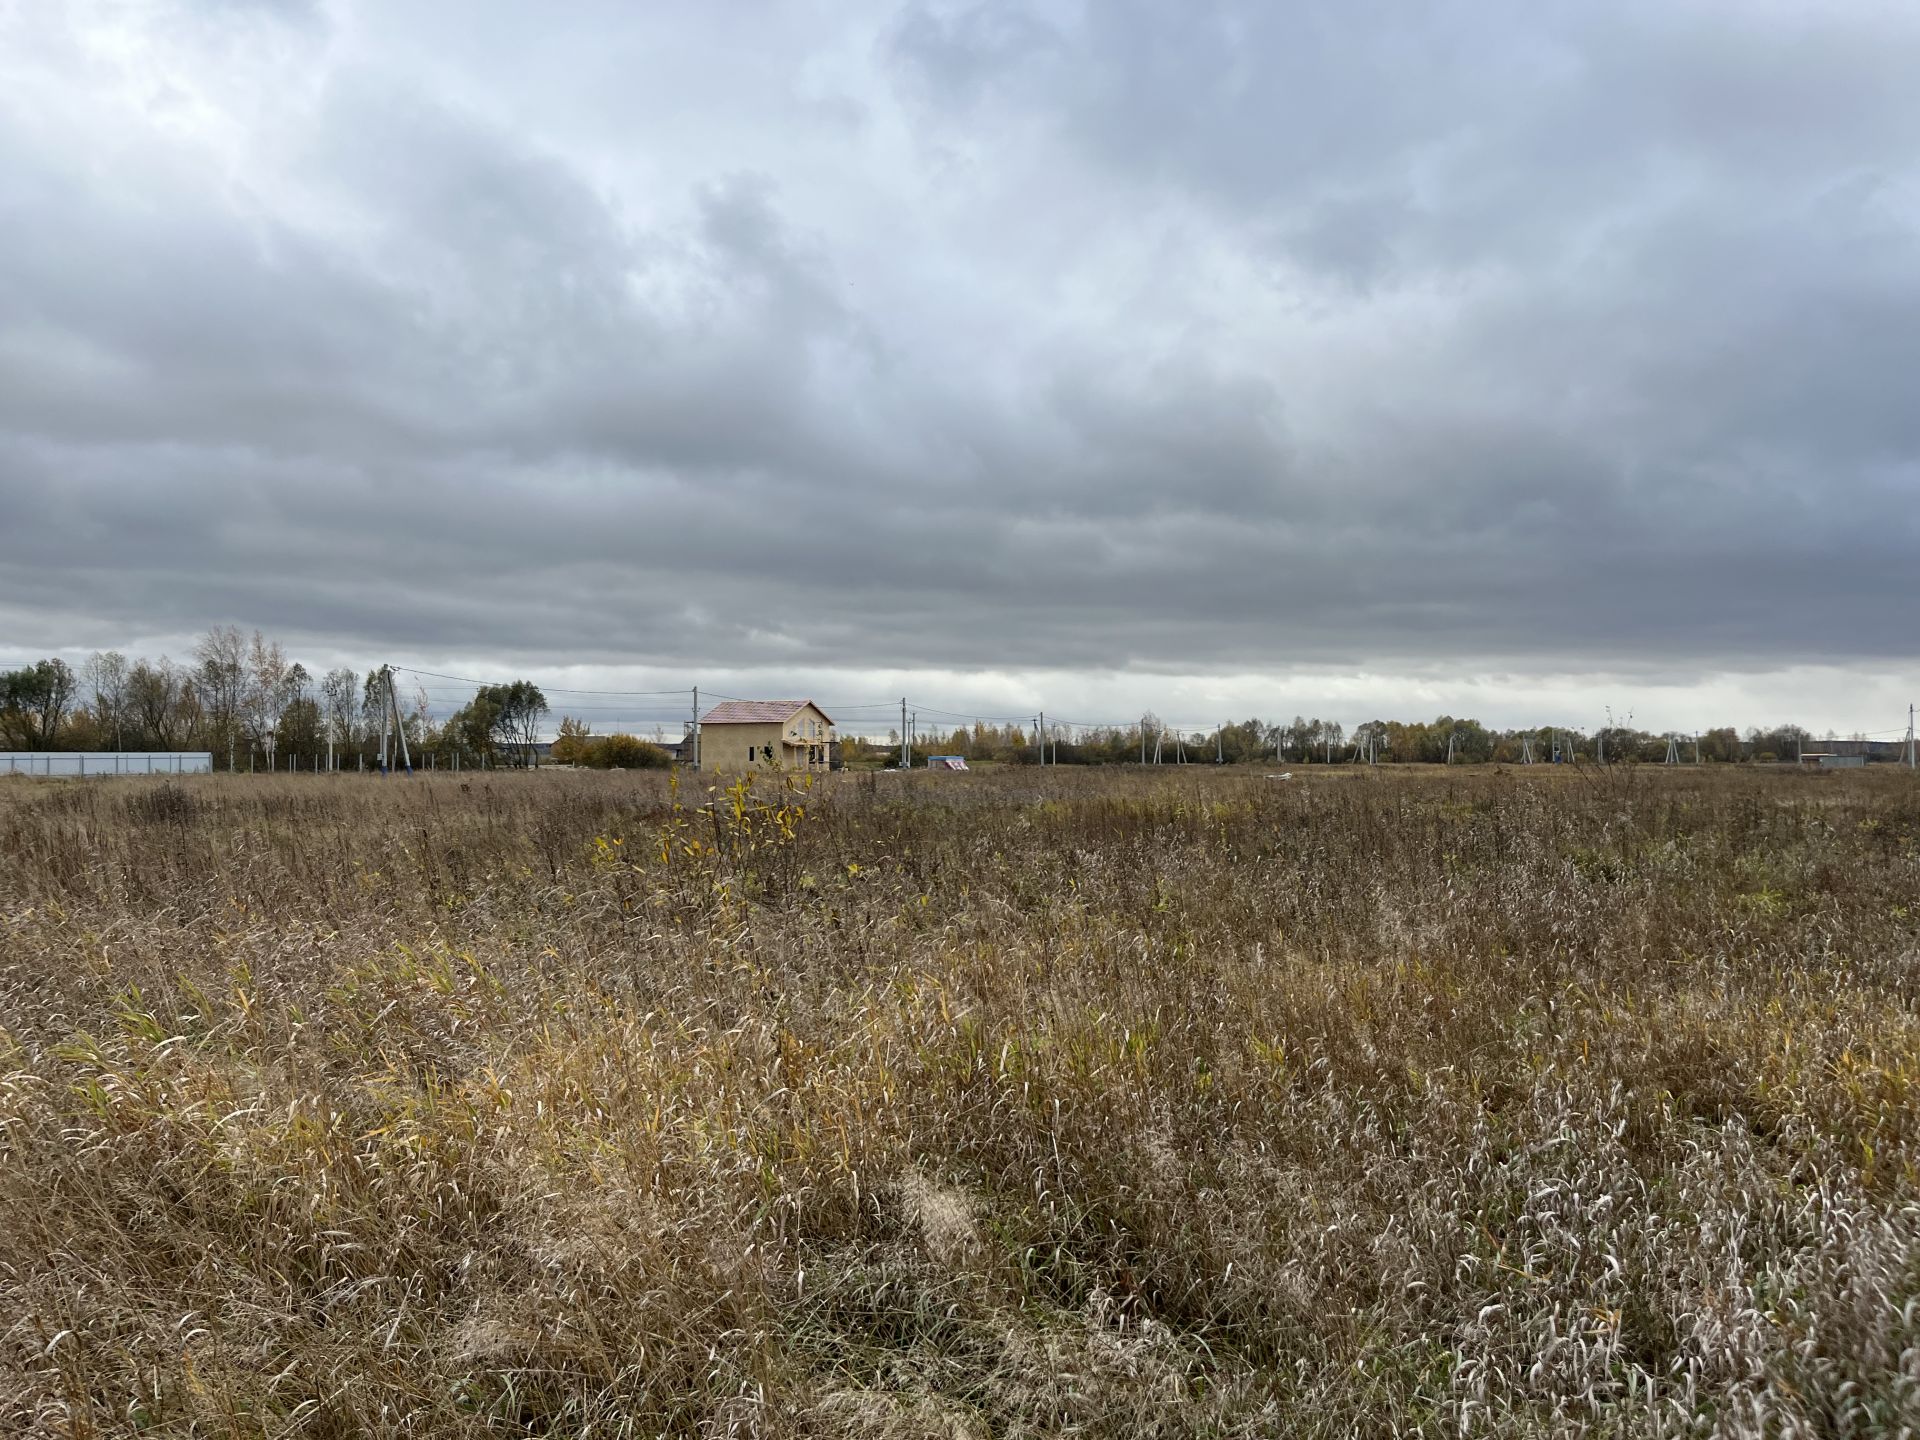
[3,0,1917,736]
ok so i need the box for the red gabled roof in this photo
[699,699,834,726]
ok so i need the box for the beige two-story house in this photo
[696,700,834,772]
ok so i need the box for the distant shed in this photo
[1809,739,1904,763]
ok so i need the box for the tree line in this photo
[0,631,1873,770]
[0,629,554,770]
[861,714,1849,767]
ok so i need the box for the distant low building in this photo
[1807,738,1905,763]
[925,755,969,771]
[1799,752,1867,769]
[697,700,834,772]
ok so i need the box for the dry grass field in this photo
[4,765,1920,1437]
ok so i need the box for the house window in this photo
[746,745,753,762]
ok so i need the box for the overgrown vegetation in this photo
[551,718,672,770]
[3,765,1919,1435]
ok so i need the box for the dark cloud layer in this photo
[2,0,1917,709]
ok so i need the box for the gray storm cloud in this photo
[1,0,1917,712]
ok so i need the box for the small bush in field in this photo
[550,717,668,768]
[2,765,1918,1436]
[586,732,670,769]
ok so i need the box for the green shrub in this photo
[587,732,670,769]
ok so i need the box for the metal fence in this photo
[1,752,214,777]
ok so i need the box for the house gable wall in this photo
[697,704,834,772]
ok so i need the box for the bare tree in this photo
[359,670,387,747]
[320,668,361,753]
[128,659,193,748]
[84,651,132,749]
[241,632,307,764]
[406,682,433,751]
[193,625,249,763]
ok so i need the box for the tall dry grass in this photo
[3,764,1919,1436]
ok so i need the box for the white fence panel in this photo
[0,752,214,777]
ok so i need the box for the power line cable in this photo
[392,665,689,697]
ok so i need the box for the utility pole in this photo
[1217,724,1224,765]
[1038,711,1046,767]
[692,686,700,771]
[901,698,908,769]
[1909,705,1916,769]
[382,665,413,776]
[1665,733,1680,765]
